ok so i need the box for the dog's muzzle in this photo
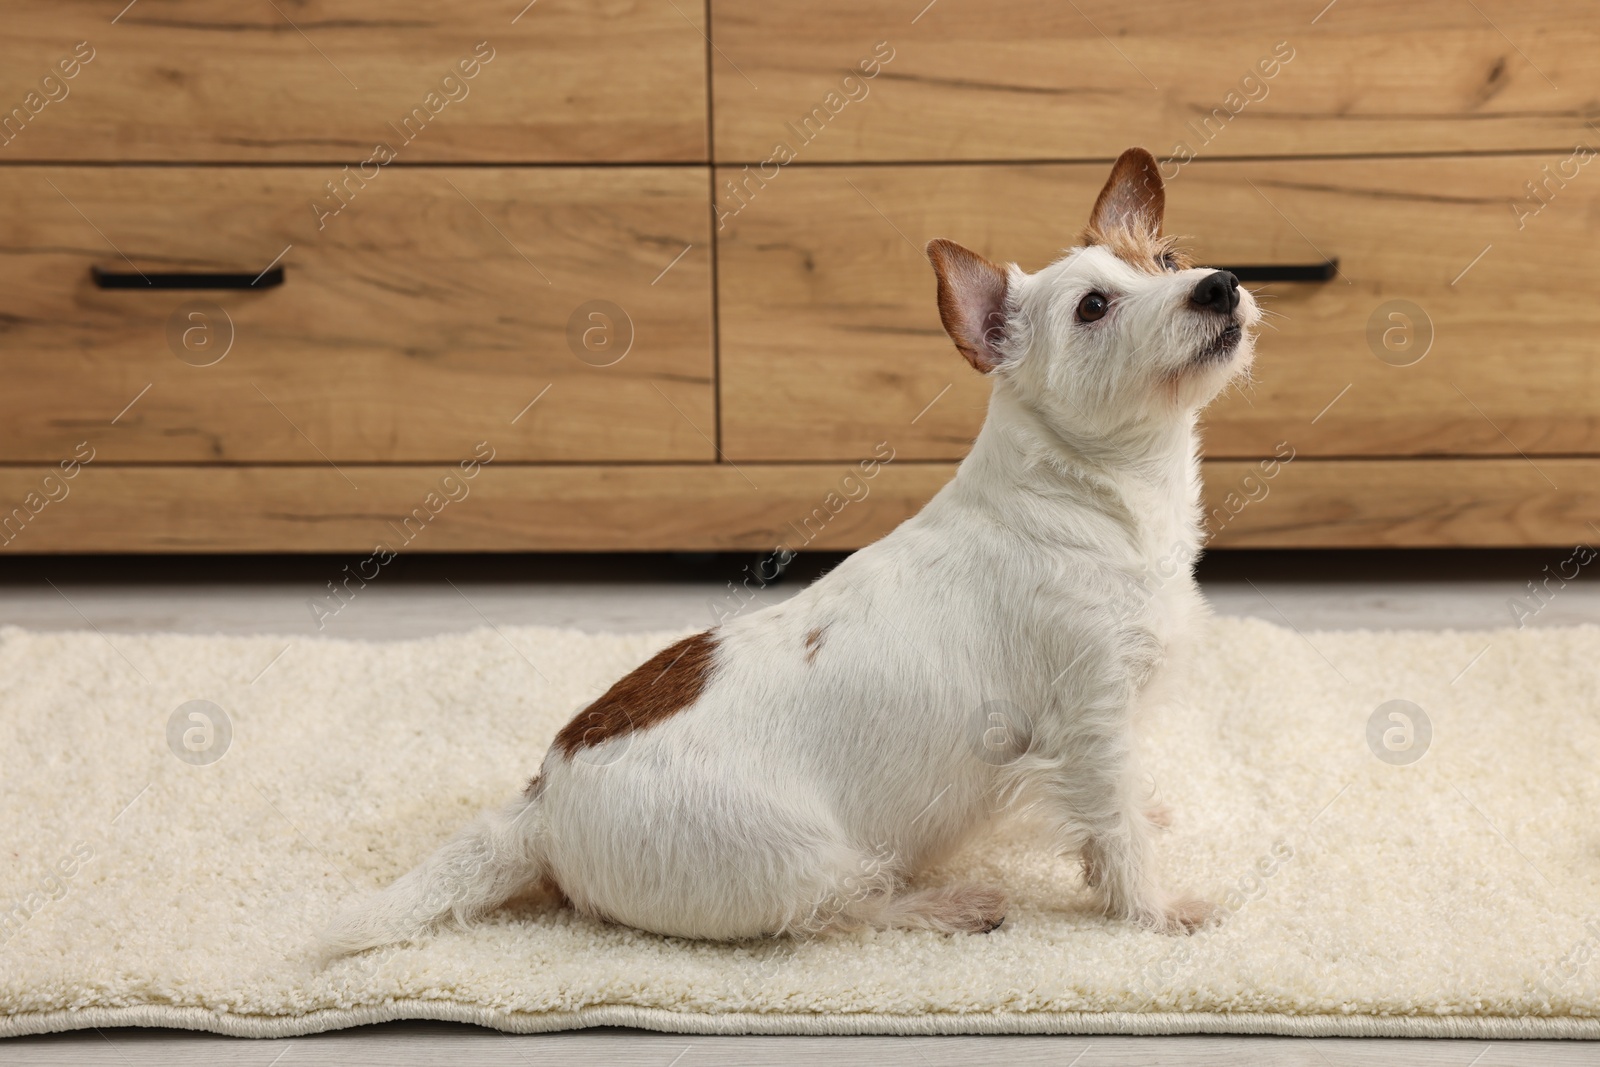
[1191,270,1244,363]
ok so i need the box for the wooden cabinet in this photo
[1,1,1595,551]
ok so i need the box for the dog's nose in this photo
[1190,270,1240,315]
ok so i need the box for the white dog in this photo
[325,147,1258,951]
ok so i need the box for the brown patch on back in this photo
[550,631,719,758]
[804,625,827,663]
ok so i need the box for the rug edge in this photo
[5,1005,1600,1041]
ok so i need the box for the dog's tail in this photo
[320,794,547,956]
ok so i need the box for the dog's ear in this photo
[926,238,1010,373]
[1088,147,1165,239]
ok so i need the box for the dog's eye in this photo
[1160,253,1180,272]
[1076,292,1110,322]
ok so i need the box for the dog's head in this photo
[926,148,1258,436]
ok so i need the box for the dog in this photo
[323,146,1258,952]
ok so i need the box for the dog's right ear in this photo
[926,238,1010,374]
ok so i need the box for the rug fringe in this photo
[5,1004,1600,1040]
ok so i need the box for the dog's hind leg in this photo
[820,877,1008,935]
[875,883,1008,933]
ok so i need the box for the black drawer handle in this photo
[1217,259,1338,283]
[91,266,285,290]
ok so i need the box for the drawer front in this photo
[719,157,1600,461]
[712,0,1597,162]
[0,167,714,463]
[0,2,705,162]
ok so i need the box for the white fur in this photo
[324,158,1261,953]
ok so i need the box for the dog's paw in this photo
[1115,893,1217,935]
[1154,895,1216,935]
[879,883,1008,935]
[948,884,1009,934]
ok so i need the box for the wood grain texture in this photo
[1202,458,1600,548]
[0,166,714,463]
[0,463,952,553]
[710,0,1598,162]
[0,1,706,162]
[716,158,1600,462]
[0,459,1594,552]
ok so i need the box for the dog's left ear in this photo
[1088,147,1165,238]
[926,238,1010,373]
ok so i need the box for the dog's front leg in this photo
[1042,670,1212,934]
[1077,762,1211,934]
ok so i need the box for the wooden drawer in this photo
[711,0,1597,162]
[718,157,1600,462]
[0,2,706,162]
[0,166,714,463]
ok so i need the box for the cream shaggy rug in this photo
[4,617,1600,1040]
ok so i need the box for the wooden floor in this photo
[4,549,1599,1067]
